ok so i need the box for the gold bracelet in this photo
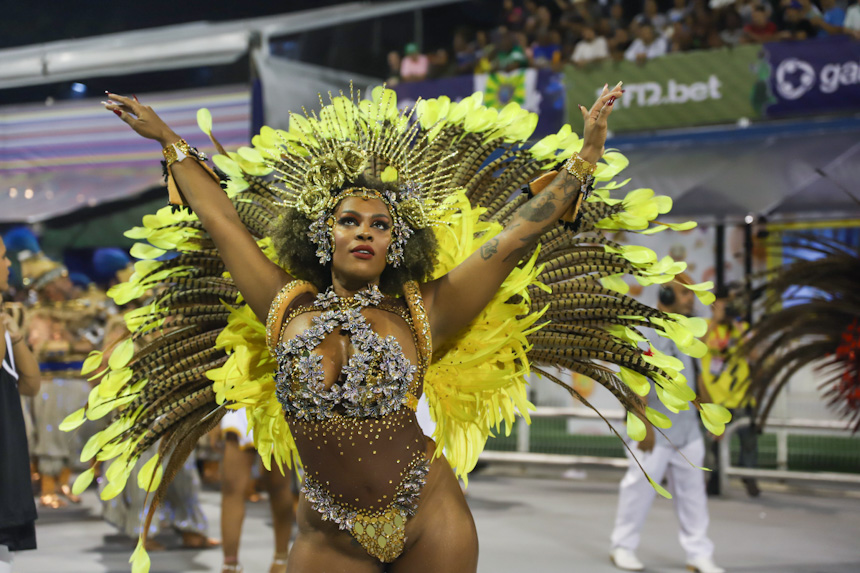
[161,138,218,208]
[162,139,195,168]
[562,152,597,182]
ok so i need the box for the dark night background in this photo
[0,1,500,104]
[0,1,350,49]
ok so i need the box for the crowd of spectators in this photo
[387,0,860,83]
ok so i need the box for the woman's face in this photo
[0,238,10,292]
[330,196,393,287]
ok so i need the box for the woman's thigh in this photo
[287,533,383,573]
[388,458,478,573]
[387,509,478,573]
[220,437,255,495]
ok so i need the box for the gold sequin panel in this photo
[302,454,430,562]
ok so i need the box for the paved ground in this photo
[13,466,860,573]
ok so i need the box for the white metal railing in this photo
[479,408,860,492]
[717,416,860,494]
[479,407,630,468]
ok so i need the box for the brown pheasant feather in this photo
[741,236,860,431]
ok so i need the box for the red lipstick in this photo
[351,244,375,259]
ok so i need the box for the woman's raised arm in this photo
[422,82,623,348]
[105,94,289,321]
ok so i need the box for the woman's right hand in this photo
[104,93,181,146]
[579,81,623,164]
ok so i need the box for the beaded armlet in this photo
[402,281,431,410]
[266,280,318,352]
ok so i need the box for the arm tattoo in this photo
[480,237,500,260]
[503,232,542,263]
[502,172,584,262]
[518,192,557,223]
[558,171,583,202]
[517,171,582,224]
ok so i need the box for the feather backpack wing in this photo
[61,116,301,572]
[741,236,860,431]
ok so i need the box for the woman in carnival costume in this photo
[65,82,730,572]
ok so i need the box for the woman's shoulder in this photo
[266,280,319,352]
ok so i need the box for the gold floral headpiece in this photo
[297,142,368,219]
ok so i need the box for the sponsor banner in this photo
[393,68,565,138]
[564,46,762,132]
[764,37,860,117]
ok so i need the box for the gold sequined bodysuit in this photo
[268,281,431,562]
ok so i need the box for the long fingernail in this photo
[604,83,608,90]
[112,109,122,117]
[608,96,616,106]
[133,94,139,103]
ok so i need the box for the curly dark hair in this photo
[271,174,439,295]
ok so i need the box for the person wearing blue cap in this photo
[92,248,132,287]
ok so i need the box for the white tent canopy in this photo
[0,0,463,89]
[0,85,251,223]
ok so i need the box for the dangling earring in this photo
[386,218,412,267]
[308,214,334,264]
[386,243,401,267]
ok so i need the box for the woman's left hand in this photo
[579,81,623,163]
[1,312,23,345]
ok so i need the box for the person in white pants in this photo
[609,277,726,573]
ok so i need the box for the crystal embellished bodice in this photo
[271,283,431,562]
[274,285,418,420]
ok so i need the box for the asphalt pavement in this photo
[13,466,860,573]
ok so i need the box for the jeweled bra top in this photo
[269,281,432,562]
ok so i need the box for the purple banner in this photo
[393,69,565,139]
[764,37,860,117]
